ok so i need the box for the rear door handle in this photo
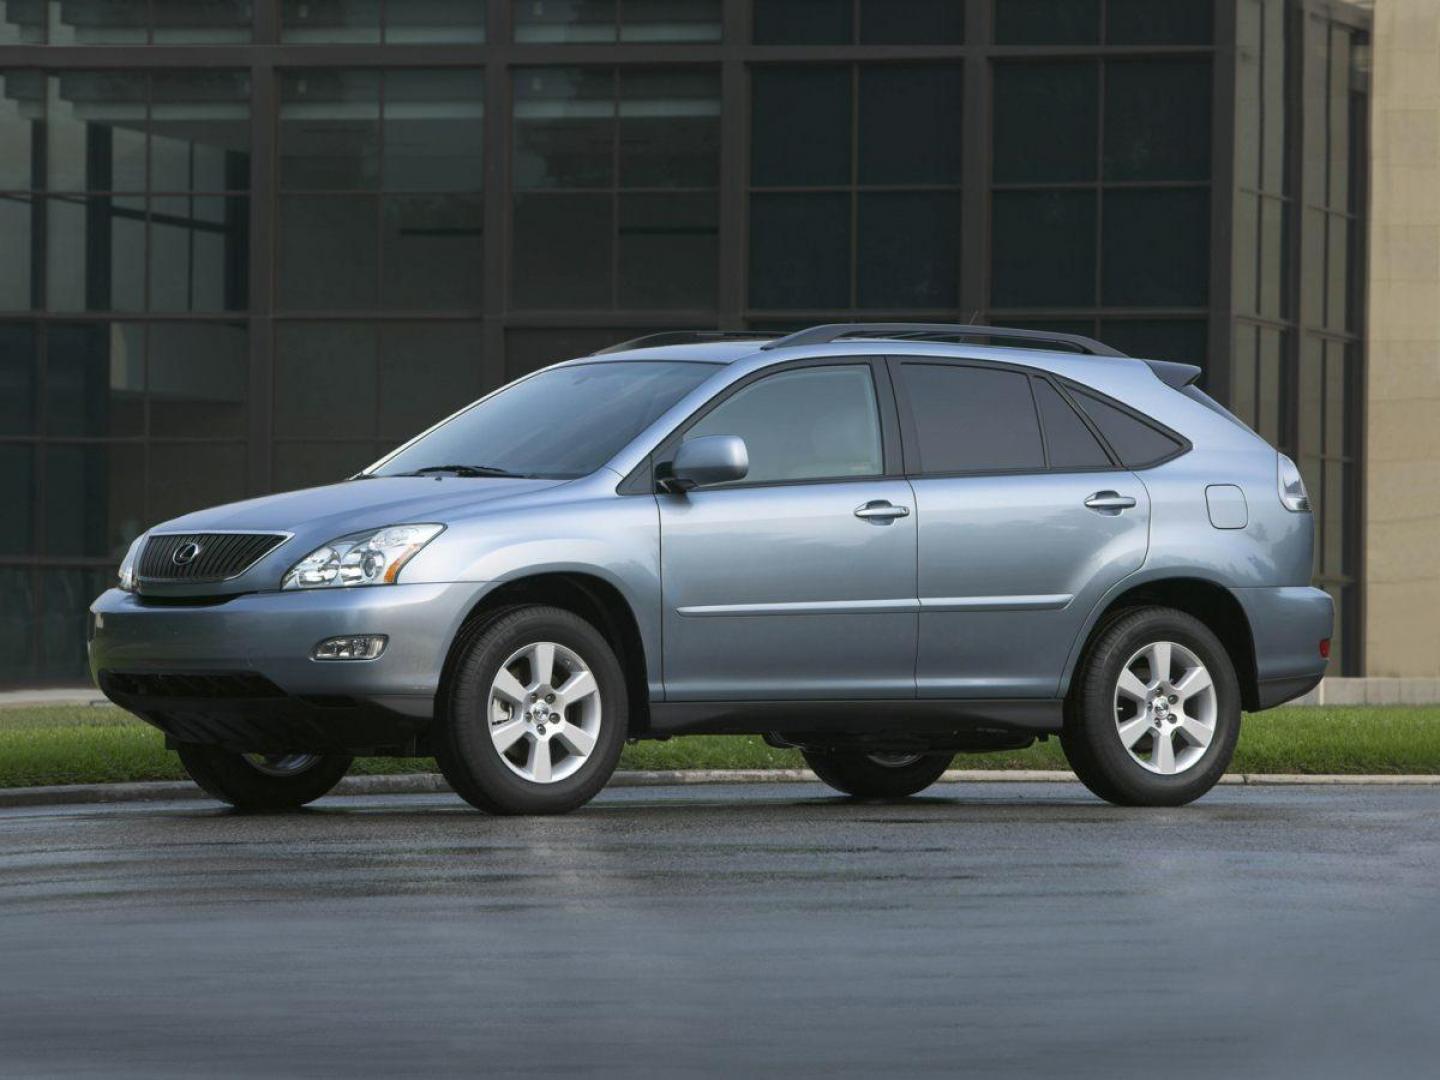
[1084,491,1137,512]
[854,500,911,522]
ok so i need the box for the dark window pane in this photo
[381,195,484,309]
[513,68,615,189]
[687,366,883,485]
[0,323,37,434]
[753,0,851,44]
[860,0,963,43]
[0,568,35,683]
[619,69,720,188]
[749,193,849,309]
[858,65,962,185]
[1101,188,1208,307]
[383,70,485,192]
[512,193,612,308]
[274,323,378,439]
[47,72,146,192]
[0,195,33,310]
[618,193,718,309]
[152,0,254,43]
[45,322,144,437]
[148,322,248,438]
[274,440,381,492]
[149,195,250,313]
[0,444,34,554]
[49,0,146,43]
[995,0,1098,45]
[0,72,40,188]
[901,363,1045,473]
[751,68,850,186]
[279,70,380,191]
[622,0,722,43]
[46,196,146,313]
[0,1,43,43]
[150,71,252,192]
[387,0,487,43]
[514,0,615,42]
[1104,60,1211,181]
[378,323,484,441]
[1071,389,1181,467]
[857,191,959,309]
[148,441,244,525]
[40,567,114,681]
[278,196,378,310]
[1033,378,1109,468]
[281,0,381,42]
[1099,319,1207,368]
[44,442,144,558]
[1106,0,1211,45]
[993,62,1097,183]
[990,190,1096,308]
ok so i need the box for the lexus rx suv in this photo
[89,323,1332,814]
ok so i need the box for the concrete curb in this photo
[3,768,1440,809]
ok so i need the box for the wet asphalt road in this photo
[2,782,1439,1079]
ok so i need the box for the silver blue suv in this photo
[89,324,1332,814]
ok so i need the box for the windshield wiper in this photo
[394,464,522,478]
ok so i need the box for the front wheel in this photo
[1061,606,1241,807]
[176,746,352,811]
[802,749,954,799]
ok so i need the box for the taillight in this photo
[1319,639,1331,659]
[1278,454,1311,512]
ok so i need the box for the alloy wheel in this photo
[487,640,603,784]
[1112,640,1217,776]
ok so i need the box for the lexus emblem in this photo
[172,541,203,566]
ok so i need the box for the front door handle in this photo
[1084,491,1138,512]
[854,500,911,522]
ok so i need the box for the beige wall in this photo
[1365,0,1440,675]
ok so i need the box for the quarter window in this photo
[684,365,883,485]
[1070,388,1182,467]
[899,363,1045,474]
[1033,379,1111,469]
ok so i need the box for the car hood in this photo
[137,476,571,597]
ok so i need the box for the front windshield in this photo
[369,360,719,479]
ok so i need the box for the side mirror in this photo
[661,435,749,492]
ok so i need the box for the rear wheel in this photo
[435,605,628,815]
[1061,606,1240,807]
[176,745,352,811]
[802,749,954,799]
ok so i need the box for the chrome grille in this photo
[138,532,288,583]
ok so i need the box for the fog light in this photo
[312,635,388,661]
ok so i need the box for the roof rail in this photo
[592,330,783,355]
[759,322,1128,357]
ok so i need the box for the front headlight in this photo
[117,534,146,592]
[281,524,444,590]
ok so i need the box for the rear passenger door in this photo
[891,358,1154,699]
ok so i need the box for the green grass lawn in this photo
[2,703,1440,789]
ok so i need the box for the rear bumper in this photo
[1231,585,1334,710]
[89,582,488,750]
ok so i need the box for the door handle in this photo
[854,500,911,521]
[1084,491,1137,512]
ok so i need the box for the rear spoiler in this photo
[1145,359,1202,389]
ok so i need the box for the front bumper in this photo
[89,582,487,752]
[1231,585,1335,709]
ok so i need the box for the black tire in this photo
[1061,606,1241,807]
[802,749,954,799]
[434,605,628,815]
[176,745,352,811]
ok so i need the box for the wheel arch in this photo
[1064,576,1261,711]
[440,571,653,736]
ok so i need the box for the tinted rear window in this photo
[1071,388,1183,467]
[900,364,1045,473]
[1033,379,1111,468]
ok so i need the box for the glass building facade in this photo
[0,0,1371,685]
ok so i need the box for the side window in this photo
[684,365,884,485]
[1032,379,1112,469]
[1070,388,1183,467]
[899,363,1045,474]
